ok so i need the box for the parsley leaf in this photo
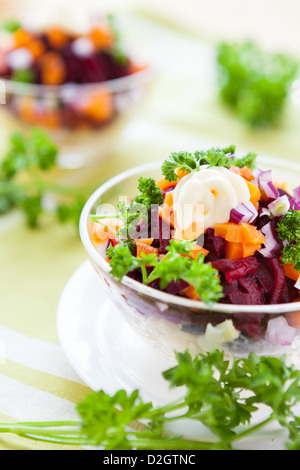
[2,350,300,450]
[161,146,257,182]
[276,209,300,271]
[106,239,222,305]
[2,128,58,179]
[231,152,257,170]
[217,41,299,127]
[146,240,223,304]
[0,128,95,230]
[134,177,163,209]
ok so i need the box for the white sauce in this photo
[172,166,251,236]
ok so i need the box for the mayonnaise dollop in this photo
[172,166,251,238]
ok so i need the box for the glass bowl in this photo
[80,156,300,363]
[0,64,156,169]
[0,15,158,168]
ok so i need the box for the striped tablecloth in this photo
[0,5,299,450]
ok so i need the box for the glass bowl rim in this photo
[1,63,157,97]
[79,157,300,315]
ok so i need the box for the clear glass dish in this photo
[0,16,158,169]
[79,156,300,363]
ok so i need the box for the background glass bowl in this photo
[0,64,156,169]
[80,157,300,363]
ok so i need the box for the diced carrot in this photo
[128,62,148,74]
[135,240,159,259]
[225,241,244,260]
[156,177,177,192]
[46,28,69,48]
[284,263,300,282]
[13,29,34,47]
[175,167,189,179]
[39,110,60,129]
[215,222,265,245]
[27,39,46,59]
[93,218,121,242]
[40,52,67,85]
[80,92,114,122]
[189,244,209,260]
[242,242,262,257]
[180,285,200,301]
[88,25,114,49]
[246,180,261,207]
[214,223,229,239]
[173,222,203,241]
[136,238,154,246]
[158,206,175,228]
[240,223,265,245]
[17,97,36,123]
[164,191,173,208]
[231,165,254,181]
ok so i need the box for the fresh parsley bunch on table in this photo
[0,128,95,229]
[217,41,299,127]
[0,350,300,450]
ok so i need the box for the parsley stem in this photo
[140,265,148,284]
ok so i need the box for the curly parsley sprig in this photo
[161,146,257,182]
[0,128,96,229]
[0,350,300,450]
[106,239,223,305]
[276,209,300,271]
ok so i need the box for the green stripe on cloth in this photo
[0,359,91,403]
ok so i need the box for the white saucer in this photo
[57,260,290,448]
[56,260,182,405]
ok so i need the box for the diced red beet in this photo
[211,256,259,274]
[165,279,189,295]
[159,216,173,254]
[224,259,259,284]
[237,276,264,304]
[268,258,286,304]
[233,315,263,340]
[204,228,226,261]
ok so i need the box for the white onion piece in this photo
[268,195,290,217]
[265,316,298,346]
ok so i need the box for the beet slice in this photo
[268,258,286,304]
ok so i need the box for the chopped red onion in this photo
[259,207,271,218]
[258,221,282,258]
[257,170,279,200]
[295,276,300,290]
[230,201,258,224]
[265,316,298,346]
[268,195,290,217]
[252,168,264,184]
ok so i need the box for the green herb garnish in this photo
[106,239,223,305]
[217,41,299,127]
[277,209,300,271]
[116,177,162,244]
[0,128,95,229]
[0,350,299,449]
[161,146,257,182]
[11,69,34,84]
[0,19,21,33]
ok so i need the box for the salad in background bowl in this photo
[80,146,300,361]
[0,17,156,168]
